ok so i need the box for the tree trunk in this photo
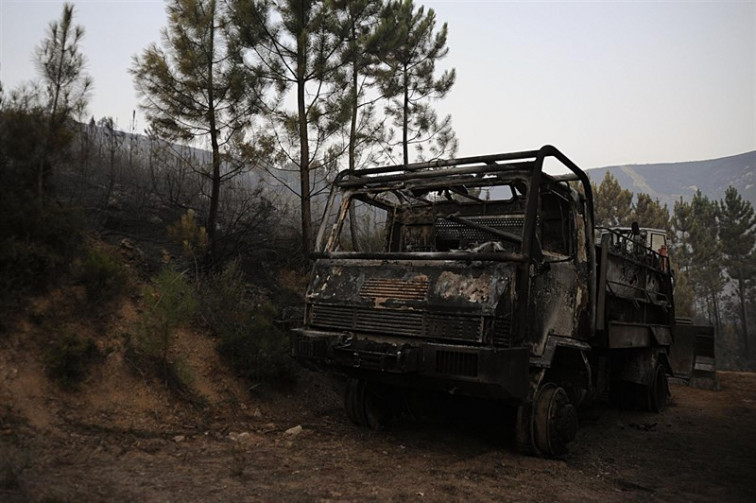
[737,273,749,353]
[348,59,359,249]
[297,6,312,257]
[402,64,409,166]
[206,12,220,266]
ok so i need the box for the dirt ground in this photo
[2,361,755,503]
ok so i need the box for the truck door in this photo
[528,188,590,355]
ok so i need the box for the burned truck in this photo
[292,145,679,456]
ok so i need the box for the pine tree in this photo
[229,0,349,256]
[592,171,633,227]
[333,0,386,172]
[718,186,756,353]
[632,193,670,233]
[374,0,457,165]
[689,191,725,332]
[132,0,259,263]
[35,2,92,200]
[331,0,387,248]
[671,196,694,274]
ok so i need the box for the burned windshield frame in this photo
[327,177,531,255]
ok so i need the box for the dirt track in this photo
[2,371,755,502]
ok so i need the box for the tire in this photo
[532,383,579,457]
[344,378,393,430]
[344,378,367,426]
[646,364,669,413]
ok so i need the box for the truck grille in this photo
[360,278,429,301]
[436,350,478,377]
[492,317,512,347]
[310,304,482,342]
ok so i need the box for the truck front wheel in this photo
[532,383,578,457]
[344,378,393,430]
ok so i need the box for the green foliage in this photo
[228,0,350,256]
[36,2,92,120]
[0,14,87,306]
[216,301,297,387]
[671,196,694,273]
[125,266,202,400]
[672,269,695,318]
[592,172,633,227]
[137,267,197,364]
[331,0,388,174]
[167,209,209,273]
[374,0,457,163]
[632,193,670,233]
[79,247,128,303]
[717,186,756,351]
[200,260,296,386]
[44,330,99,390]
[0,191,83,305]
[196,259,245,335]
[35,2,93,199]
[132,0,263,258]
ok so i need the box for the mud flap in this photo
[670,320,719,390]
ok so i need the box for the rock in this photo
[285,425,303,436]
[173,435,185,443]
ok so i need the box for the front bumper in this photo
[292,328,530,400]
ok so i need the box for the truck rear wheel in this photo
[646,364,669,413]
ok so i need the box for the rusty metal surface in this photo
[306,259,515,345]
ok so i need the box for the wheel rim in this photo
[533,384,578,456]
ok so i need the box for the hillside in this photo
[586,150,756,208]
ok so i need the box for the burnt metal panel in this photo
[607,322,651,349]
[650,325,672,346]
[360,277,429,301]
[670,321,716,380]
[310,304,484,343]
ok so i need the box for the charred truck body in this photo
[292,145,678,456]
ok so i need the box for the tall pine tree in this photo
[35,2,92,200]
[132,0,260,263]
[632,193,670,233]
[689,191,725,332]
[592,171,633,227]
[374,0,456,165]
[718,186,756,353]
[229,0,349,256]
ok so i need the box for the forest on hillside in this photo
[2,0,754,376]
[592,172,756,370]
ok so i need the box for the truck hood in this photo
[307,258,516,316]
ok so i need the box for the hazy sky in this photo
[1,0,754,169]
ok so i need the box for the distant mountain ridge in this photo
[586,150,756,210]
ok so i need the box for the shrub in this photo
[216,302,297,387]
[136,266,197,365]
[44,331,99,390]
[196,259,246,336]
[79,247,128,303]
[0,195,83,305]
